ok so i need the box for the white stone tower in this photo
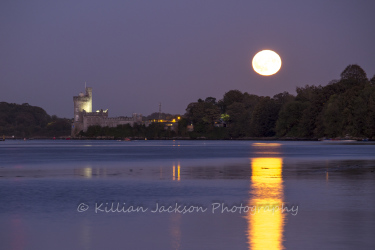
[71,87,92,136]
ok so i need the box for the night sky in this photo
[1,0,375,118]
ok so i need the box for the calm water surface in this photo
[0,140,374,250]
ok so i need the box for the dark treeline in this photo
[183,64,375,139]
[0,102,71,138]
[83,64,375,140]
[80,64,375,139]
[2,64,375,140]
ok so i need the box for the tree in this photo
[365,86,375,138]
[185,99,220,133]
[0,102,66,137]
[242,93,261,117]
[370,75,375,85]
[219,90,244,113]
[249,97,279,137]
[296,85,321,102]
[273,91,295,106]
[276,101,308,137]
[340,64,368,83]
[177,118,188,137]
[226,102,249,137]
[322,95,344,137]
[204,97,217,105]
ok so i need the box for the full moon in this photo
[252,50,282,76]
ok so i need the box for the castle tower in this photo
[71,87,92,136]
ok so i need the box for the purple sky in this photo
[1,0,375,118]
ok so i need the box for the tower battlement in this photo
[71,87,142,137]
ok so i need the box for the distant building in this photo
[145,117,180,132]
[71,87,142,136]
[187,124,194,132]
[214,120,226,128]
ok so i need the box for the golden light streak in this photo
[177,163,180,181]
[173,165,176,181]
[172,163,181,181]
[252,143,281,147]
[247,157,285,250]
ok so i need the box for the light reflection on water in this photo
[80,217,91,250]
[170,213,182,250]
[11,215,26,250]
[172,163,181,181]
[1,141,375,250]
[247,143,285,250]
[247,158,285,250]
[83,167,92,179]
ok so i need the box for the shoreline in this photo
[1,137,374,142]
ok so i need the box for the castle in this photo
[71,87,142,136]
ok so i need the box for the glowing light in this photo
[246,157,285,250]
[252,142,282,155]
[83,167,92,178]
[251,158,283,183]
[172,163,181,181]
[252,50,282,76]
[252,143,281,147]
[81,99,92,113]
[177,163,180,181]
[173,165,176,181]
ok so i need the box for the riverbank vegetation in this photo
[2,64,374,140]
[182,64,375,139]
[0,102,71,138]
